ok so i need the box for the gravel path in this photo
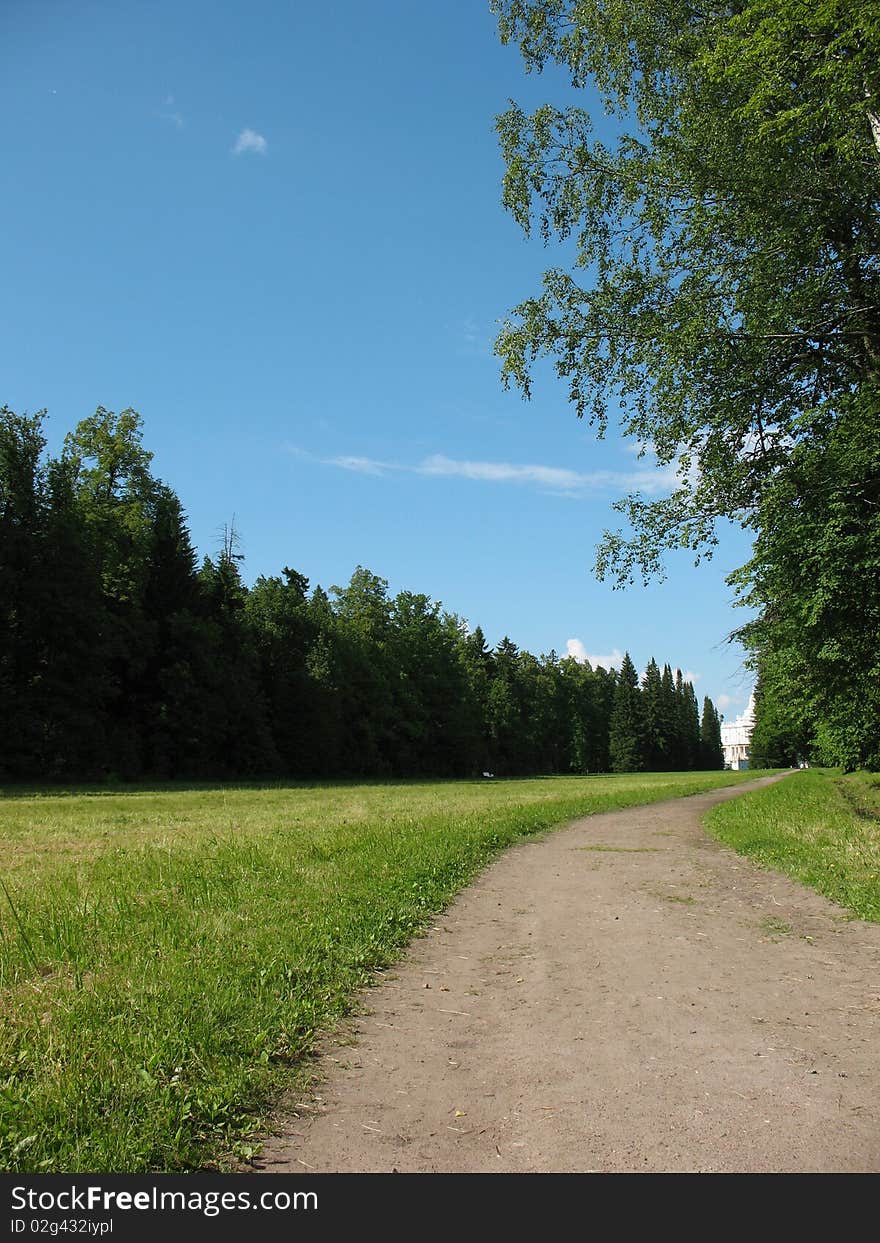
[256,775,880,1173]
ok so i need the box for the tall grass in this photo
[1,769,763,1172]
[704,769,880,922]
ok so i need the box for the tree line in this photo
[0,405,723,783]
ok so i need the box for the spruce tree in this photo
[458,624,494,773]
[0,408,49,776]
[246,567,316,777]
[658,664,677,769]
[684,680,702,770]
[640,657,665,771]
[672,670,701,770]
[39,454,111,779]
[700,697,724,771]
[487,637,522,774]
[609,652,643,773]
[590,665,615,774]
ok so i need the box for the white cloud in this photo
[288,444,686,502]
[298,447,680,498]
[426,455,681,494]
[565,639,590,663]
[565,640,624,671]
[716,693,740,712]
[591,649,625,671]
[327,454,395,476]
[233,128,267,156]
[458,316,495,359]
[419,454,591,490]
[157,94,183,128]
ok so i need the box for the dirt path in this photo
[256,775,880,1173]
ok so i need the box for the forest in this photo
[0,405,723,783]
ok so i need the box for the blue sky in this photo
[1,0,755,716]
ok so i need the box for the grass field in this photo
[0,769,766,1173]
[705,769,880,923]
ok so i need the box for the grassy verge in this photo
[1,769,763,1172]
[704,769,880,923]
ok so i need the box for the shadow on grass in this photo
[0,771,634,800]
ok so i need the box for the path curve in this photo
[256,775,880,1173]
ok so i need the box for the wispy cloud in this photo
[158,94,183,129]
[716,693,740,712]
[327,454,393,477]
[426,454,681,495]
[458,315,494,359]
[233,128,267,156]
[462,316,479,348]
[304,449,679,498]
[420,454,588,490]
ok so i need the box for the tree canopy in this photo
[492,0,880,768]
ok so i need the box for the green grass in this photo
[0,768,764,1173]
[705,769,880,923]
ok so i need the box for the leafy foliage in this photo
[491,0,880,767]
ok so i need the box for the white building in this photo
[721,694,756,770]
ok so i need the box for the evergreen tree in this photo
[658,664,677,769]
[699,697,724,771]
[532,650,569,774]
[38,454,111,779]
[589,665,615,774]
[459,624,494,772]
[143,487,200,619]
[138,486,203,775]
[0,408,49,775]
[486,637,522,774]
[684,680,702,771]
[196,537,277,776]
[245,567,316,775]
[558,655,592,774]
[330,567,395,774]
[672,670,701,771]
[609,652,643,773]
[302,587,346,775]
[640,657,665,770]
